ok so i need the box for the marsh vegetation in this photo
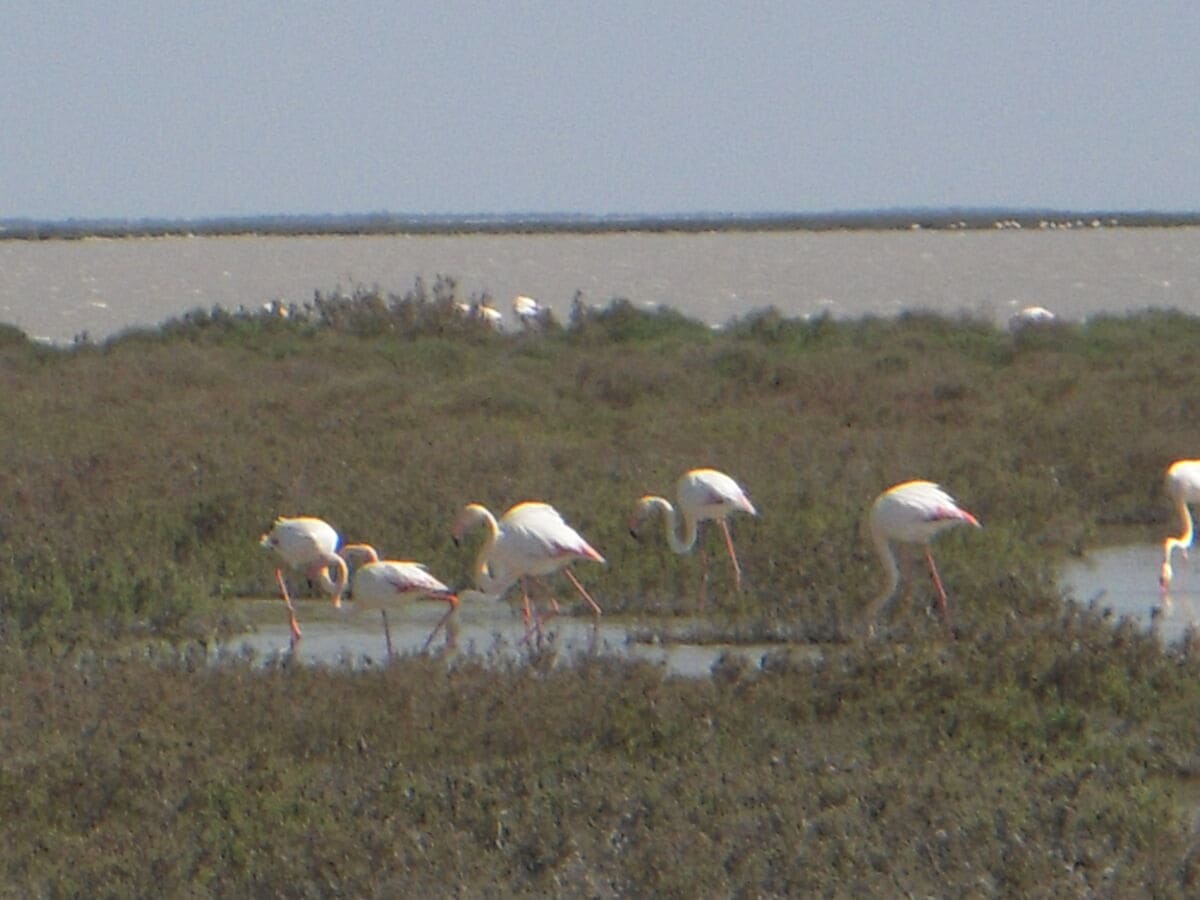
[2,279,1200,894]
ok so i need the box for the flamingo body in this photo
[259,516,349,644]
[1008,305,1057,332]
[1160,460,1200,593]
[513,295,545,329]
[867,480,980,630]
[342,544,459,655]
[456,301,503,329]
[452,501,605,630]
[630,468,757,591]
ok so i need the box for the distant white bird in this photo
[629,468,757,594]
[866,481,980,631]
[259,516,349,646]
[512,294,544,329]
[1008,305,1056,332]
[477,302,502,328]
[455,301,503,329]
[452,501,605,634]
[1160,460,1200,595]
[341,543,459,657]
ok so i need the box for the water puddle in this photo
[1059,543,1200,644]
[229,544,1191,673]
[222,597,823,678]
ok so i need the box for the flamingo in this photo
[259,516,349,646]
[866,480,980,631]
[340,544,459,658]
[456,300,502,329]
[629,468,757,594]
[1008,305,1057,332]
[451,501,605,634]
[1160,460,1200,595]
[513,294,545,329]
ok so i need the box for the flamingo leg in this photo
[924,547,953,628]
[421,597,459,652]
[274,568,302,646]
[381,609,394,661]
[533,578,562,629]
[519,577,541,643]
[520,580,560,646]
[719,519,743,590]
[563,568,602,620]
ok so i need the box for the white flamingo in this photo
[629,468,757,593]
[456,300,502,329]
[1160,460,1200,595]
[1008,305,1057,332]
[341,544,459,658]
[452,501,605,633]
[259,516,349,646]
[866,480,980,630]
[513,294,544,329]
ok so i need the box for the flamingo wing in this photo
[503,502,605,565]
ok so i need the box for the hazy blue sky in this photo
[4,3,1198,220]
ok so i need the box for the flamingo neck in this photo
[341,543,381,564]
[639,496,698,554]
[871,526,901,607]
[314,553,349,606]
[1164,499,1195,562]
[462,505,507,592]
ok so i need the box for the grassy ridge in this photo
[2,284,1200,892]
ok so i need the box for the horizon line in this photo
[3,206,1200,240]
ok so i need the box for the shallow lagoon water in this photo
[1059,543,1200,644]
[225,597,823,678]
[229,543,1198,672]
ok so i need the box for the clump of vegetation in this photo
[1,282,1200,892]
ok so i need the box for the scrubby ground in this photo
[1,281,1200,894]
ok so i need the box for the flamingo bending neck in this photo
[455,503,512,594]
[1162,499,1196,589]
[636,496,700,555]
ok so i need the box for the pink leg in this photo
[422,597,459,651]
[274,569,302,646]
[563,568,602,620]
[924,547,953,628]
[719,519,743,590]
[520,580,561,645]
[536,581,561,628]
[519,577,541,643]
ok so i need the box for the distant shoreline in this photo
[3,209,1200,241]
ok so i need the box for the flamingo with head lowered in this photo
[629,468,757,595]
[259,516,349,647]
[1160,460,1200,596]
[340,543,459,658]
[865,480,980,632]
[452,501,605,635]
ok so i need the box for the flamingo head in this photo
[451,503,490,545]
[627,496,657,539]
